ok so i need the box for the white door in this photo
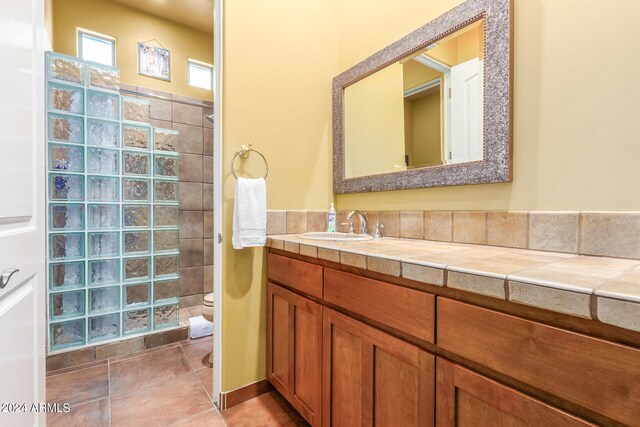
[0,0,46,426]
[446,58,484,163]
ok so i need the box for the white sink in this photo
[300,232,373,242]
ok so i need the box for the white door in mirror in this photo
[447,58,484,164]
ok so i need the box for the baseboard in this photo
[218,379,274,410]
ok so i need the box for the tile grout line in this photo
[107,360,112,427]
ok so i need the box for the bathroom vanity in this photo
[265,238,640,426]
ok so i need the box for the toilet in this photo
[201,293,214,364]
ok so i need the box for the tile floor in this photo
[46,336,308,426]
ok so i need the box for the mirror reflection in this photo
[344,19,484,178]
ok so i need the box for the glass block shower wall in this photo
[46,52,181,353]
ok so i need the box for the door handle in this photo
[0,269,19,289]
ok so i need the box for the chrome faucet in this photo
[345,211,369,235]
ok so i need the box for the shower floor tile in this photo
[110,371,212,426]
[109,345,191,396]
[47,397,110,427]
[46,364,109,407]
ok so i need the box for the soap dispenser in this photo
[327,203,336,232]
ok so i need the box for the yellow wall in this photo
[51,0,213,101]
[411,91,442,166]
[221,0,336,391]
[345,64,407,177]
[335,0,640,212]
[221,0,640,392]
[428,20,484,66]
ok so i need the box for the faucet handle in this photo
[373,223,384,238]
[341,222,355,234]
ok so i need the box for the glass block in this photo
[88,147,119,175]
[154,255,178,278]
[49,143,84,172]
[124,257,151,281]
[154,229,179,252]
[122,97,150,123]
[87,90,119,120]
[123,308,150,335]
[154,128,179,152]
[123,178,150,202]
[154,304,179,329]
[154,180,179,203]
[49,173,84,201]
[123,151,150,176]
[47,52,83,85]
[89,313,120,342]
[50,233,85,260]
[50,290,85,320]
[49,261,85,291]
[122,124,151,150]
[50,204,84,231]
[124,283,150,307]
[87,63,120,91]
[88,204,119,229]
[89,286,120,314]
[123,205,150,228]
[89,258,120,286]
[50,318,85,350]
[48,113,83,143]
[153,154,178,178]
[48,82,84,114]
[87,118,119,148]
[88,176,119,202]
[154,205,179,228]
[124,231,150,255]
[153,279,179,303]
[88,232,119,258]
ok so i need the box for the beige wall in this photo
[220,0,640,391]
[51,0,213,101]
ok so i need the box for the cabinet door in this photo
[436,358,595,427]
[267,282,322,426]
[323,307,435,427]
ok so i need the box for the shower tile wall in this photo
[122,84,213,309]
[46,52,181,353]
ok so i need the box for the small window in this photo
[188,59,213,90]
[78,29,116,66]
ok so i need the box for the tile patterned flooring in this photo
[46,335,308,426]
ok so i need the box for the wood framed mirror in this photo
[333,0,513,193]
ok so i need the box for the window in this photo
[78,29,116,66]
[188,59,213,90]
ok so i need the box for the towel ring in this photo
[231,144,269,180]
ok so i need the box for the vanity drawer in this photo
[324,268,435,344]
[437,298,640,426]
[267,253,323,299]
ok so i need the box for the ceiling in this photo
[108,0,213,34]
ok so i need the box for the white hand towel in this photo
[232,177,267,249]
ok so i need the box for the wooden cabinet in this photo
[322,307,435,426]
[267,251,640,426]
[324,268,436,344]
[437,298,640,426]
[436,358,595,427]
[267,282,322,426]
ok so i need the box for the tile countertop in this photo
[266,234,640,333]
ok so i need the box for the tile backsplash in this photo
[267,210,640,261]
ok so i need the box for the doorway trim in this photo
[212,0,223,407]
